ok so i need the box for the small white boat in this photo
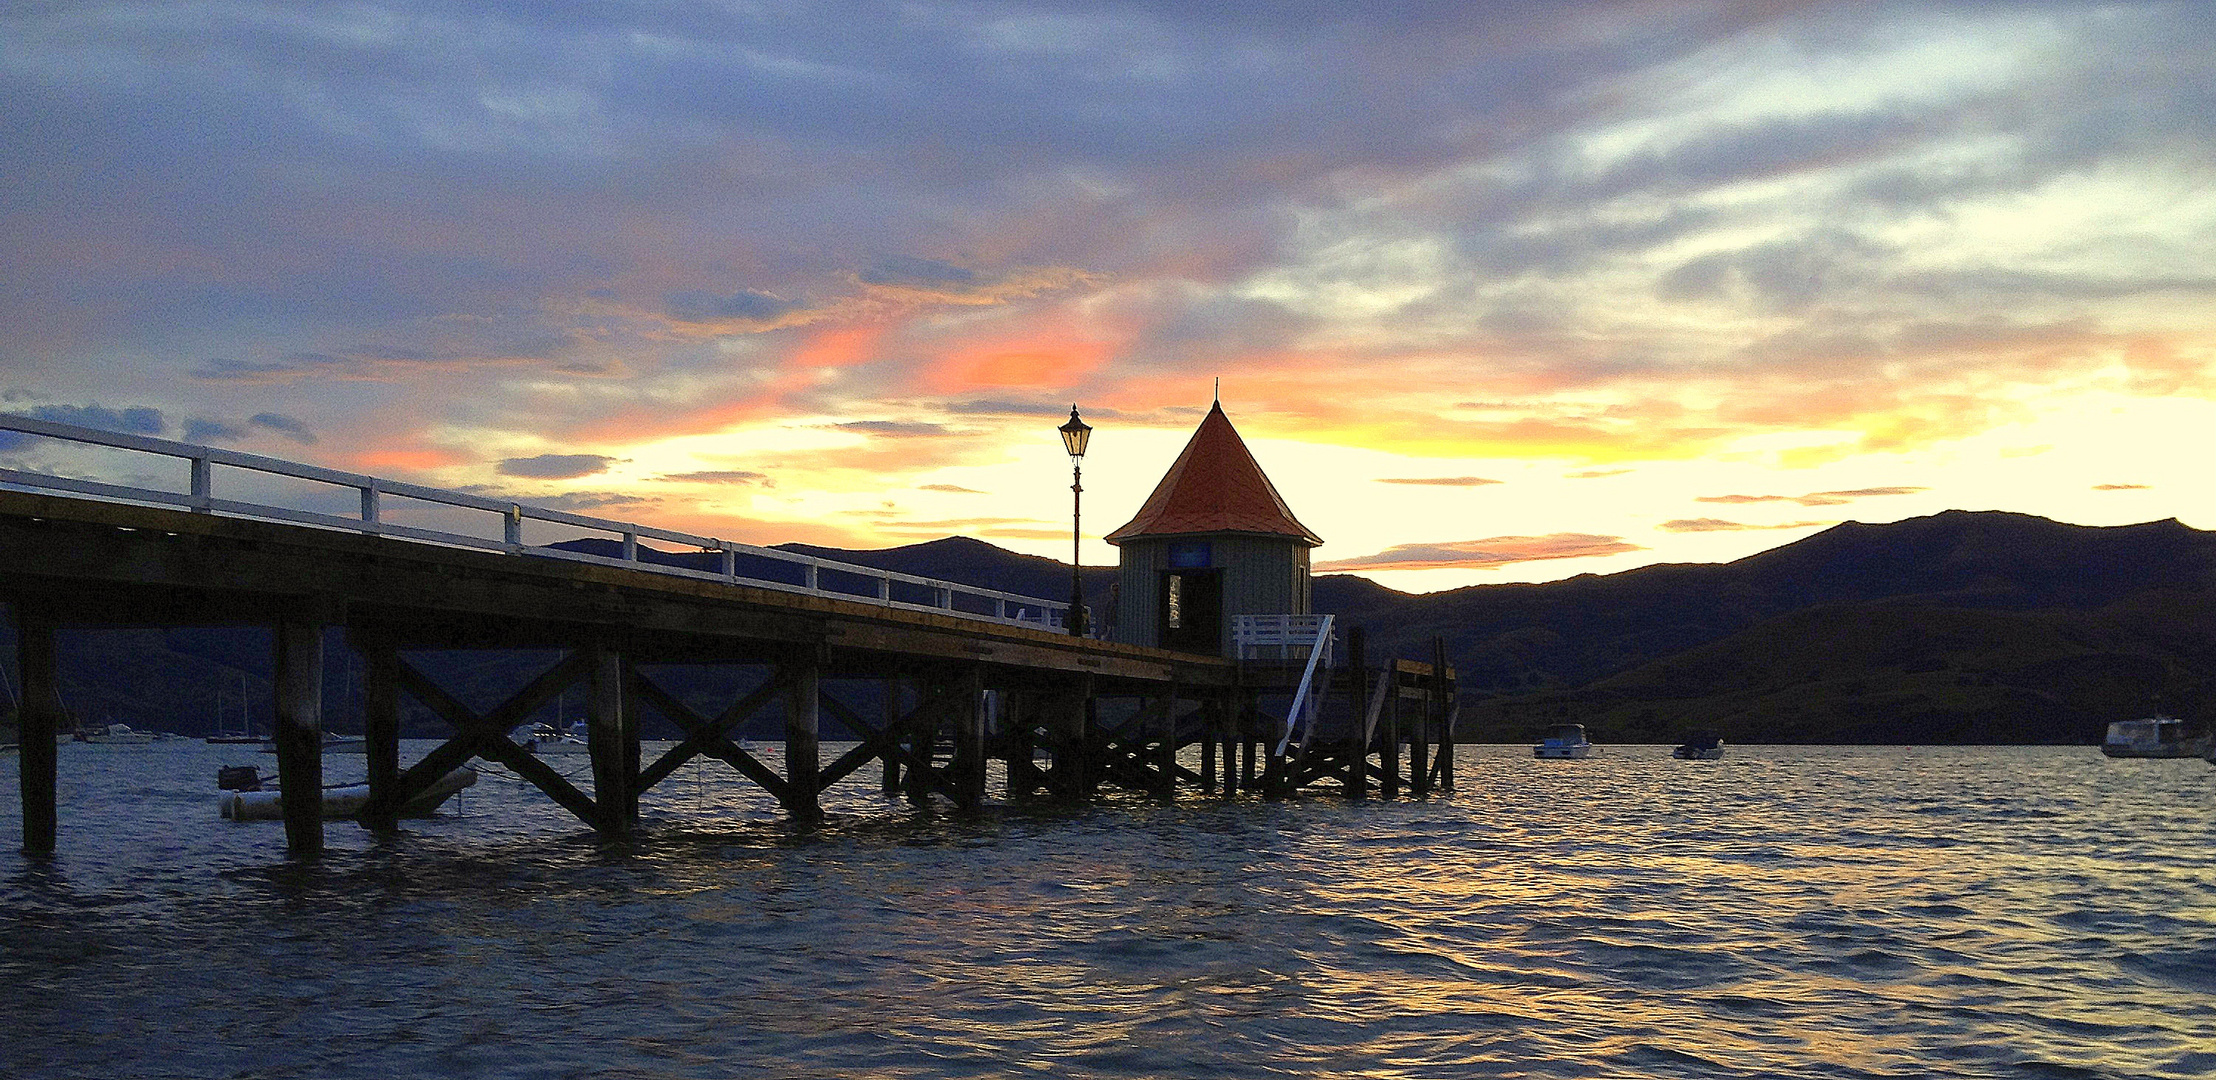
[80,723,158,745]
[256,732,368,754]
[512,721,590,754]
[1534,722,1594,759]
[2100,716,2211,758]
[218,766,478,821]
[1672,729,1725,760]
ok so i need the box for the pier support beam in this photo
[588,643,634,834]
[783,656,822,822]
[1346,629,1369,801]
[359,636,402,833]
[952,668,986,809]
[1380,674,1401,799]
[881,677,903,795]
[1432,638,1454,793]
[14,604,63,855]
[273,617,326,855]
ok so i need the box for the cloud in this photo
[249,412,317,444]
[665,289,798,324]
[1375,476,1503,487]
[183,417,249,443]
[528,491,660,512]
[1698,486,1927,508]
[498,454,618,480]
[2092,483,2149,491]
[27,405,166,436]
[1316,533,1643,572]
[1566,469,1632,479]
[833,420,956,438]
[1658,518,1829,533]
[920,483,986,493]
[652,470,772,485]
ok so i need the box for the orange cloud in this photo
[1316,533,1643,572]
[1658,518,1829,532]
[2092,483,2149,491]
[1698,486,1925,507]
[1376,476,1503,486]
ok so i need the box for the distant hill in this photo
[7,511,2208,745]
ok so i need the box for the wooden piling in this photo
[880,677,902,795]
[1380,670,1401,799]
[952,668,985,809]
[359,637,401,832]
[586,644,633,832]
[1346,628,1368,800]
[1199,700,1218,793]
[782,657,822,821]
[14,603,62,855]
[273,617,326,854]
[1156,686,1179,799]
[1433,637,1454,792]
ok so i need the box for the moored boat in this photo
[1672,729,1725,760]
[217,765,478,821]
[2100,716,2210,759]
[511,720,590,754]
[1534,722,1594,759]
[256,733,368,754]
[80,723,158,745]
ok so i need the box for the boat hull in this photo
[219,767,477,821]
[1535,744,1593,759]
[1672,746,1725,760]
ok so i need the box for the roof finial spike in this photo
[1213,377,1220,406]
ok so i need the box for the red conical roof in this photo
[1104,403,1323,547]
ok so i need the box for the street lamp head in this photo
[1058,405,1092,460]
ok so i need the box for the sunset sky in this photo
[4,2,2212,592]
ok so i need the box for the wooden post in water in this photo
[1380,666,1401,799]
[1072,675,1098,802]
[903,681,933,807]
[783,656,822,822]
[1411,660,1433,798]
[880,677,902,795]
[1199,696,1218,792]
[1006,690,1035,801]
[359,636,401,832]
[587,642,634,834]
[273,617,326,854]
[952,668,985,809]
[1156,685,1179,799]
[14,603,63,855]
[1346,628,1369,801]
[1433,637,1454,793]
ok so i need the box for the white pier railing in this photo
[1237,614,1336,756]
[0,414,1076,630]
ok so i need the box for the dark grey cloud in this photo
[665,289,797,323]
[249,412,317,444]
[183,417,248,443]
[28,404,166,436]
[498,453,618,479]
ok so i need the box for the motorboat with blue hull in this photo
[1535,722,1594,759]
[2100,716,2211,758]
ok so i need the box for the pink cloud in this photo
[1316,533,1643,572]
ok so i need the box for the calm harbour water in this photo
[3,742,2213,1080]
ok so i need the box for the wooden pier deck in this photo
[4,486,1453,856]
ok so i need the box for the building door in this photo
[1159,568,1223,654]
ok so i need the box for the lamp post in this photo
[1058,405,1092,637]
